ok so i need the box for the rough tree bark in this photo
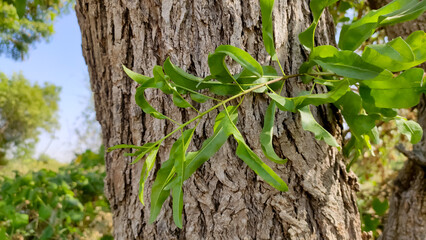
[368,1,426,239]
[75,1,361,239]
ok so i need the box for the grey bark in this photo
[368,1,426,239]
[75,1,361,239]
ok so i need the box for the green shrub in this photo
[0,147,113,239]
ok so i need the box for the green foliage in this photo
[0,72,60,163]
[0,0,71,60]
[110,0,426,228]
[0,147,112,239]
[338,0,426,51]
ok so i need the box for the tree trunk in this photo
[75,1,361,239]
[367,1,426,238]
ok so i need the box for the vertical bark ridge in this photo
[76,0,361,239]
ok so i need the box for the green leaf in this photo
[107,144,146,152]
[149,128,196,224]
[139,146,160,205]
[395,118,423,144]
[39,204,52,221]
[260,0,277,59]
[135,80,169,119]
[15,0,27,18]
[293,79,349,108]
[298,106,340,149]
[406,30,426,63]
[232,128,288,192]
[372,198,389,216]
[164,57,241,96]
[360,68,425,108]
[189,92,209,103]
[149,156,175,223]
[362,31,426,72]
[208,45,263,83]
[378,0,426,26]
[260,102,287,164]
[172,128,196,228]
[267,92,296,112]
[40,225,54,240]
[339,0,426,51]
[182,106,238,181]
[310,47,390,80]
[172,91,192,108]
[123,65,151,84]
[298,0,338,50]
[12,213,28,228]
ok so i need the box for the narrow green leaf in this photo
[135,80,168,119]
[172,128,196,228]
[123,65,150,84]
[208,45,263,83]
[149,157,174,223]
[164,57,241,96]
[298,106,340,149]
[233,129,288,192]
[172,91,192,108]
[189,92,209,103]
[267,92,296,112]
[362,31,426,72]
[139,146,160,205]
[149,128,195,224]
[298,0,338,50]
[260,102,287,164]
[294,79,349,108]
[260,0,277,59]
[395,118,423,144]
[339,0,426,51]
[164,57,209,90]
[360,68,425,108]
[182,107,238,181]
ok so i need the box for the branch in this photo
[396,144,426,167]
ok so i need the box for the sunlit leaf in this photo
[395,118,423,144]
[360,68,425,108]
[362,31,426,72]
[299,106,340,149]
[339,0,426,51]
[139,146,160,205]
[208,45,263,83]
[123,65,150,84]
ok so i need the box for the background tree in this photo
[76,0,362,239]
[0,72,60,164]
[0,0,71,60]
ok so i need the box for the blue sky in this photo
[0,12,98,162]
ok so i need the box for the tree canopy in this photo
[0,72,60,163]
[0,0,71,60]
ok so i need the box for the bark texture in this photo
[75,1,361,239]
[368,1,426,239]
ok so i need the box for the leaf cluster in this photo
[0,0,71,60]
[111,0,426,228]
